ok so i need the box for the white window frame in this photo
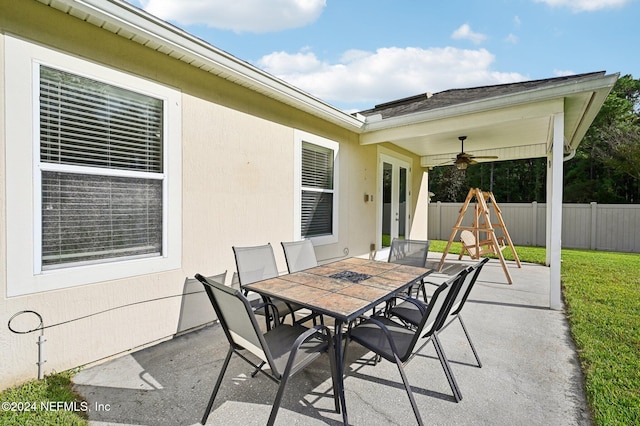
[4,36,182,297]
[293,130,339,245]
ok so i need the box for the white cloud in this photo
[257,47,527,109]
[505,34,519,44]
[259,50,323,74]
[514,16,522,26]
[534,0,631,12]
[451,24,488,45]
[138,0,326,32]
[554,69,576,76]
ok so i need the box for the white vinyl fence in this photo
[428,202,640,253]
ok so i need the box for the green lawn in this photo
[560,249,640,425]
[431,240,640,426]
[2,242,638,425]
[0,370,87,425]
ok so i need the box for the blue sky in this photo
[126,0,638,112]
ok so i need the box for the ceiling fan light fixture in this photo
[448,135,498,169]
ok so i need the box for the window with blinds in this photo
[301,141,334,238]
[39,66,164,268]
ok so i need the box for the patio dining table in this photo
[243,256,432,425]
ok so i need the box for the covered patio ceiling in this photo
[355,71,618,310]
[357,72,618,168]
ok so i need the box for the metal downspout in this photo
[563,149,576,162]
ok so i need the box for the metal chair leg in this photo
[268,374,290,426]
[201,347,233,425]
[458,315,482,367]
[268,328,335,425]
[393,353,424,426]
[432,334,463,402]
[251,361,265,377]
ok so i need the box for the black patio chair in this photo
[388,238,430,267]
[195,273,339,426]
[281,239,325,325]
[281,239,318,273]
[388,257,489,368]
[387,238,430,299]
[344,272,465,425]
[233,243,304,326]
[178,271,227,335]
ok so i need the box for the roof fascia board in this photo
[39,0,364,130]
[565,74,618,148]
[360,98,564,146]
[362,73,619,134]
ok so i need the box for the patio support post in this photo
[410,170,430,240]
[547,112,564,310]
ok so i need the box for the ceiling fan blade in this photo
[451,136,499,167]
[433,159,455,167]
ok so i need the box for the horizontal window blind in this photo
[301,142,333,189]
[301,141,335,238]
[41,172,163,267]
[38,66,165,268]
[40,66,163,173]
[301,191,333,237]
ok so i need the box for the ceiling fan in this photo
[451,136,498,170]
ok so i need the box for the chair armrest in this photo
[253,301,281,326]
[291,324,333,349]
[280,324,334,377]
[382,293,427,320]
[391,295,427,315]
[355,317,402,357]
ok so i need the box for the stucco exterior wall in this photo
[0,0,426,388]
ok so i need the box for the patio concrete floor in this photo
[73,254,592,425]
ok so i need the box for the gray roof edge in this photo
[362,72,619,132]
[360,71,611,117]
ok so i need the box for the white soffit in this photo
[362,74,618,167]
[36,0,364,131]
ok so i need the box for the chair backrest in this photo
[230,272,241,291]
[184,271,227,290]
[195,273,275,368]
[449,257,489,316]
[281,239,318,273]
[417,269,466,336]
[394,271,465,361]
[233,244,279,286]
[177,271,227,334]
[387,238,430,267]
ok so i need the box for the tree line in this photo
[429,74,640,204]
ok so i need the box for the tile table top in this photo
[244,258,431,322]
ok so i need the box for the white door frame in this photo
[377,148,412,249]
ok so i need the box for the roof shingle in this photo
[357,71,606,119]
